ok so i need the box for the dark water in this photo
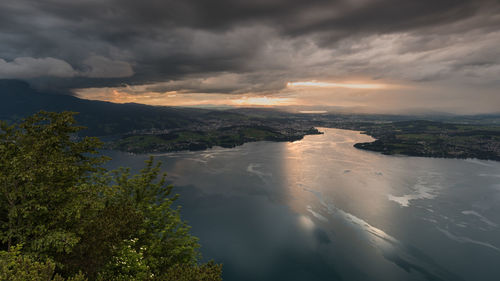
[105,128,500,281]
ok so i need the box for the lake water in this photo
[105,128,500,281]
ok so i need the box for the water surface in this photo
[106,128,500,281]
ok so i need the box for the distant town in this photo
[109,109,500,161]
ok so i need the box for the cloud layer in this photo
[0,0,499,112]
[0,56,133,79]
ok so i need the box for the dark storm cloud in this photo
[29,0,494,35]
[0,0,499,92]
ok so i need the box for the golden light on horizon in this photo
[230,96,295,106]
[287,81,390,90]
[75,78,400,109]
[76,87,297,107]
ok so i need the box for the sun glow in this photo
[230,96,294,106]
[287,81,389,89]
[76,87,297,107]
[76,78,398,109]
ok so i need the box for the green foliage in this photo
[112,160,199,270]
[0,245,87,281]
[0,111,222,280]
[0,111,106,255]
[89,159,202,280]
[161,262,223,281]
[96,238,150,281]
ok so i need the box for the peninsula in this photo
[352,120,500,161]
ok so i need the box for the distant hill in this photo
[0,80,211,136]
[0,80,324,153]
[2,79,500,139]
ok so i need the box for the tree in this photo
[0,245,87,281]
[0,111,106,255]
[0,111,221,280]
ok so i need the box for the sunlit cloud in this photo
[230,96,295,106]
[287,81,391,89]
[75,75,500,114]
[76,87,296,107]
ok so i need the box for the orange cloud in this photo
[287,80,392,89]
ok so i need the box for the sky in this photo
[1,0,499,114]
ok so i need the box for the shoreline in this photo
[107,122,500,162]
[107,126,323,154]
